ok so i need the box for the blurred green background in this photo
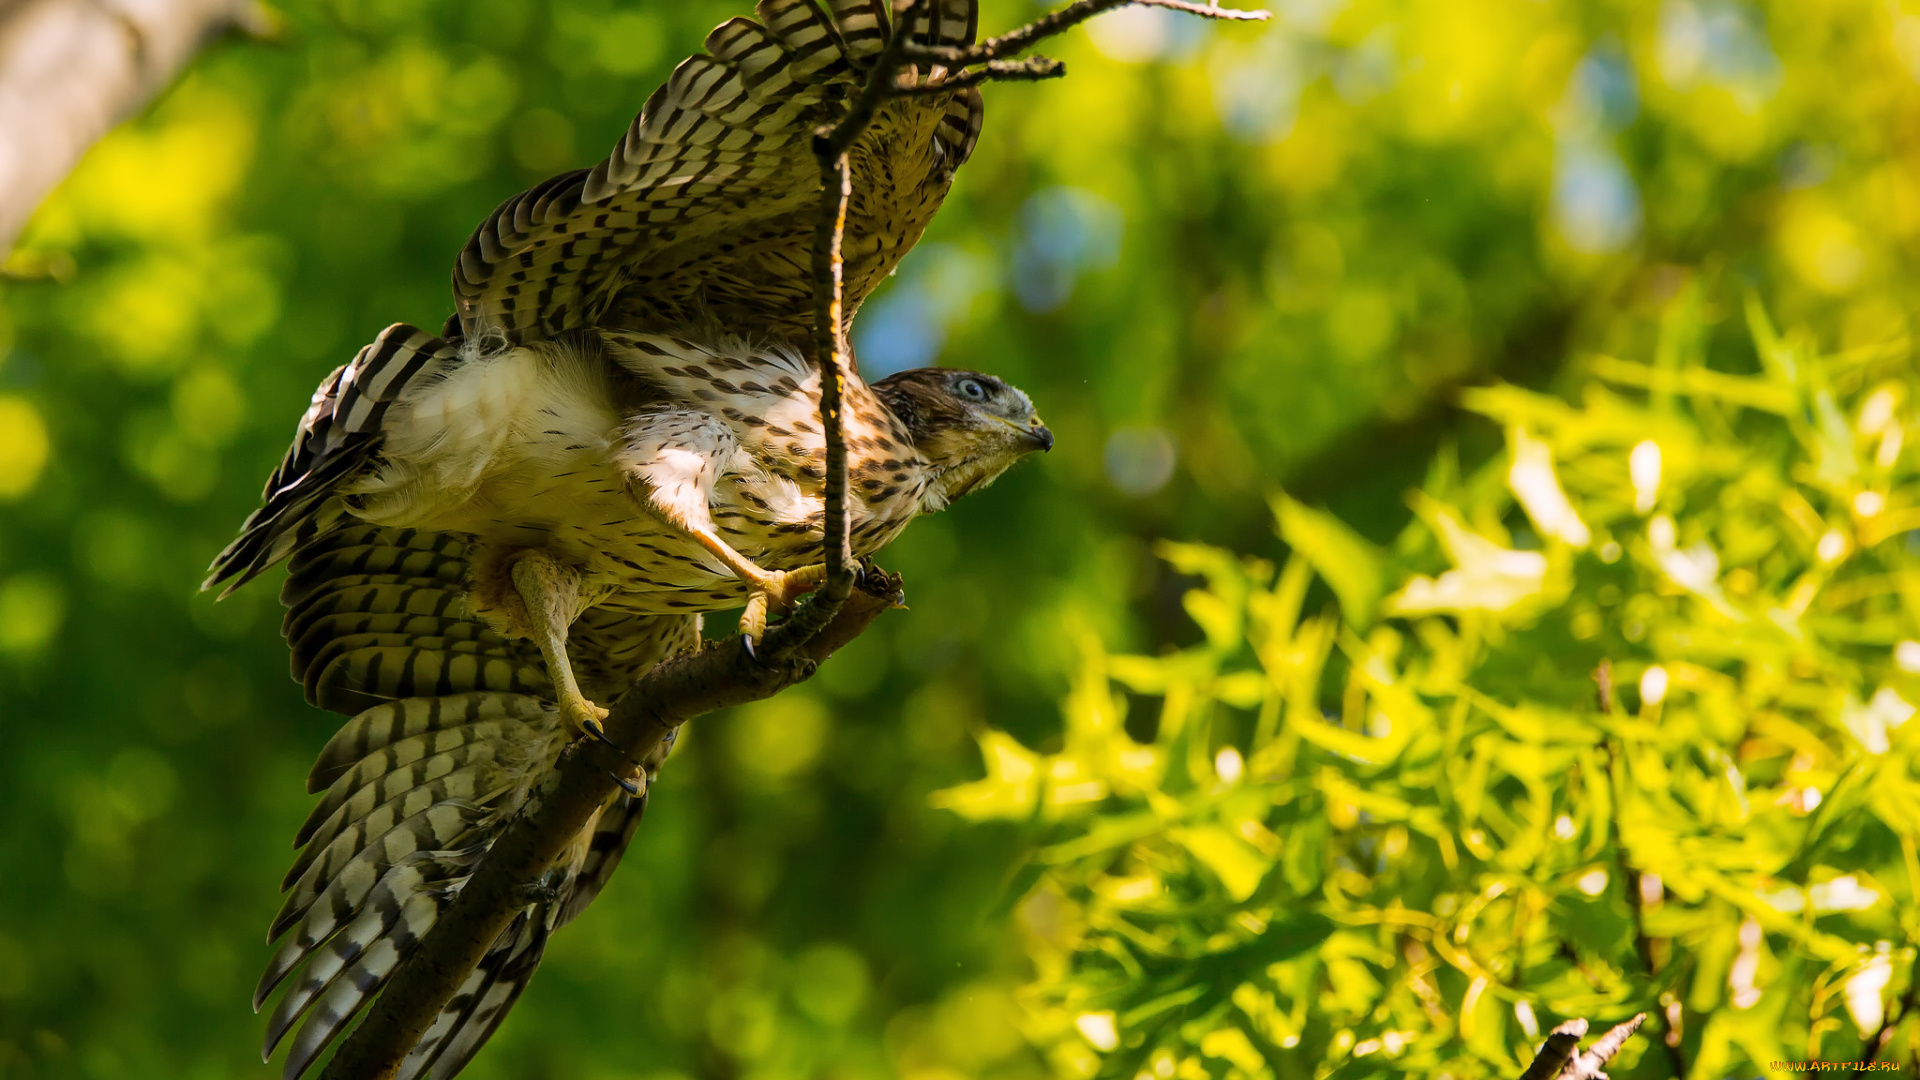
[3,0,1919,1076]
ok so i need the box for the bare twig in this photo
[904,0,1267,68]
[1516,1013,1645,1080]
[762,0,929,656]
[772,0,934,654]
[1565,1013,1647,1079]
[0,0,261,255]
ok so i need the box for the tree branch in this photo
[1518,1019,1588,1080]
[775,0,939,653]
[891,57,1068,96]
[1516,1014,1646,1080]
[0,0,265,256]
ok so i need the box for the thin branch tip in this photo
[1134,0,1271,19]
[902,0,1268,69]
[1516,1011,1647,1080]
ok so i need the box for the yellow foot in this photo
[561,695,611,740]
[738,564,831,642]
[564,697,645,795]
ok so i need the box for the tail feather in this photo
[300,635,529,714]
[306,643,550,718]
[295,731,507,847]
[258,525,701,1079]
[259,857,454,1015]
[307,693,550,794]
[399,910,550,1080]
[279,890,443,1080]
[291,619,516,708]
[282,580,470,652]
[284,755,505,896]
[273,792,499,939]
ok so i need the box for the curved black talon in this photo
[740,632,776,668]
[580,718,622,752]
[581,720,644,782]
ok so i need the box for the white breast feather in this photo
[349,342,621,528]
[344,332,901,591]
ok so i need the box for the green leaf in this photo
[1171,825,1272,901]
[1272,494,1387,626]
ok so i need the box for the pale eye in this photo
[958,378,988,401]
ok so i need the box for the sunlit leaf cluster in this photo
[945,302,1920,1078]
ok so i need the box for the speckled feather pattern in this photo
[339,330,931,617]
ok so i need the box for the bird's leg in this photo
[617,411,825,642]
[506,550,610,740]
[683,525,828,642]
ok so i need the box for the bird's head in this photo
[873,367,1052,511]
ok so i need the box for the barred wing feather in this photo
[453,0,983,343]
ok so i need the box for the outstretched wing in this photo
[451,0,983,343]
[255,525,698,1080]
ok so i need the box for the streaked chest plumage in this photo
[343,330,929,614]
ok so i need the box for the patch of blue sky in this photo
[1656,0,1782,107]
[1011,188,1122,313]
[855,244,997,378]
[1562,45,1638,135]
[1553,142,1643,255]
[1086,4,1214,63]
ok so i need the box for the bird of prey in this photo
[204,1,1050,1076]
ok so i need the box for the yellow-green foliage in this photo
[942,302,1919,1078]
[11,1,1920,1075]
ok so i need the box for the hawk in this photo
[204,1,1049,1076]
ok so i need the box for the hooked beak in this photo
[994,414,1055,452]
